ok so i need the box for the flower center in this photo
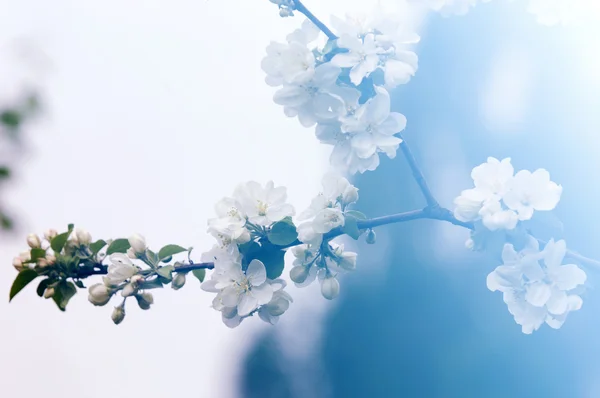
[257,200,269,216]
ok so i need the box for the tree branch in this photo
[398,135,439,208]
[293,0,337,40]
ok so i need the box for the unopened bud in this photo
[366,229,376,244]
[465,238,474,250]
[75,229,92,245]
[279,7,293,17]
[130,274,144,285]
[19,251,31,262]
[46,253,56,264]
[111,306,126,325]
[320,276,340,300]
[290,266,309,284]
[126,247,137,259]
[135,292,154,310]
[12,257,23,271]
[43,287,55,299]
[342,186,359,205]
[37,257,49,268]
[88,283,112,306]
[338,251,357,271]
[121,283,137,297]
[172,272,186,290]
[27,234,41,249]
[128,233,147,254]
[44,229,58,241]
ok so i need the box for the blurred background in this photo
[2,1,600,397]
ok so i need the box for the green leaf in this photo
[9,269,39,301]
[158,244,187,261]
[239,240,261,257]
[156,265,174,281]
[344,210,367,220]
[0,109,21,129]
[342,216,362,240]
[254,243,286,280]
[192,269,206,283]
[267,219,298,246]
[51,232,71,253]
[36,279,50,297]
[29,248,47,263]
[52,281,77,311]
[0,166,10,179]
[89,240,107,255]
[140,278,164,289]
[0,214,13,230]
[74,280,85,289]
[106,239,130,255]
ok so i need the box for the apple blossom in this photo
[233,180,295,226]
[88,284,112,306]
[111,306,125,325]
[128,233,147,254]
[503,169,562,221]
[26,233,41,249]
[103,254,137,286]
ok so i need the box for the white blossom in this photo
[103,253,137,286]
[207,197,250,248]
[331,33,382,85]
[76,229,92,245]
[258,279,293,325]
[44,229,58,241]
[320,275,340,300]
[273,63,345,127]
[341,87,406,161]
[233,181,295,226]
[26,233,41,249]
[503,169,562,221]
[487,238,586,334]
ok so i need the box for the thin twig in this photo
[398,136,438,208]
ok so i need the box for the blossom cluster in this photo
[453,157,562,232]
[262,9,419,174]
[200,174,360,327]
[487,237,586,334]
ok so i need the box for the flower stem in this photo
[293,0,337,40]
[398,135,438,208]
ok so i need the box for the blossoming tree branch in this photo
[7,0,599,334]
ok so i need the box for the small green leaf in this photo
[52,281,77,311]
[145,249,159,267]
[67,223,74,231]
[158,244,187,261]
[9,269,39,301]
[192,269,206,283]
[239,240,261,257]
[254,243,286,280]
[156,265,174,281]
[344,210,367,220]
[0,109,21,129]
[0,214,13,230]
[342,216,362,240]
[29,248,47,263]
[51,232,71,253]
[74,280,85,289]
[89,240,107,255]
[106,239,131,255]
[36,279,50,297]
[140,279,164,289]
[267,219,298,246]
[0,167,10,179]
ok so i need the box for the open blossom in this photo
[258,279,293,325]
[261,20,320,86]
[331,33,382,85]
[207,197,250,248]
[233,181,295,226]
[203,260,273,318]
[103,254,137,286]
[487,238,586,334]
[273,63,345,127]
[453,158,560,232]
[503,169,562,221]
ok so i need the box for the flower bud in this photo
[27,234,41,249]
[465,238,475,250]
[128,233,147,253]
[46,253,57,264]
[126,247,137,259]
[366,229,376,244]
[88,283,112,306]
[12,257,24,271]
[320,276,340,300]
[43,287,55,299]
[135,292,154,310]
[172,272,186,290]
[111,306,126,325]
[279,7,293,17]
[19,251,31,262]
[44,229,58,241]
[121,283,137,297]
[75,229,92,245]
[290,266,309,284]
[37,257,49,268]
[130,274,144,285]
[342,186,359,205]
